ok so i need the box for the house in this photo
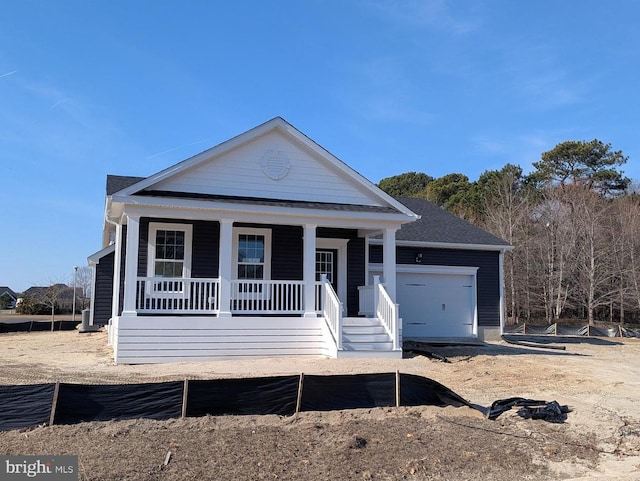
[21,284,83,312]
[0,287,18,309]
[88,118,510,364]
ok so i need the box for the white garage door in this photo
[397,271,476,338]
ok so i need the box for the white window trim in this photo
[147,222,193,278]
[232,227,272,280]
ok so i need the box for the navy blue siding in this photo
[370,245,501,327]
[271,225,303,281]
[126,220,365,316]
[92,251,114,325]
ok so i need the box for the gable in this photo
[146,129,378,206]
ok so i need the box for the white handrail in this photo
[321,275,342,350]
[374,276,399,350]
[136,277,220,314]
[231,280,304,314]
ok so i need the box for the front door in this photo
[316,249,338,292]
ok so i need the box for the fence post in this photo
[181,379,189,418]
[49,381,60,426]
[296,373,304,414]
[395,370,400,408]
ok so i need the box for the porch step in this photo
[342,317,381,327]
[339,318,400,358]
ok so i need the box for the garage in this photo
[396,266,478,339]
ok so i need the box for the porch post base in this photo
[303,311,318,318]
[218,311,232,318]
[121,310,138,317]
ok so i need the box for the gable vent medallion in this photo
[260,150,291,180]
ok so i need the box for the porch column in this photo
[121,214,140,316]
[382,227,397,301]
[111,223,123,319]
[303,224,317,317]
[218,219,233,317]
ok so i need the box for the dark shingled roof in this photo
[106,175,146,195]
[394,197,510,247]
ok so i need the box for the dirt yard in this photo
[0,325,639,480]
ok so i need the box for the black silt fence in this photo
[300,373,397,411]
[52,382,184,425]
[0,373,475,432]
[0,384,56,431]
[0,321,79,333]
[186,376,299,417]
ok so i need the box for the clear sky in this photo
[1,1,639,292]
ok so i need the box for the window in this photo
[155,230,185,277]
[233,227,271,280]
[316,250,334,283]
[148,223,192,278]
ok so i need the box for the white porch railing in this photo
[230,280,305,314]
[374,276,400,350]
[135,277,324,315]
[321,275,342,350]
[136,277,220,314]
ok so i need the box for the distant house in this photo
[0,287,18,309]
[88,117,511,364]
[22,284,82,312]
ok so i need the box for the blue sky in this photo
[1,1,639,292]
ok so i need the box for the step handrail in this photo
[373,276,400,350]
[321,275,343,350]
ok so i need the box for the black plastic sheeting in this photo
[0,384,55,431]
[300,373,396,411]
[488,397,571,423]
[53,382,183,425]
[504,323,640,338]
[0,321,79,333]
[186,376,299,417]
[399,374,472,408]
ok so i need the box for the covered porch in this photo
[106,209,403,363]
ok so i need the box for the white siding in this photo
[151,130,379,206]
[112,316,332,364]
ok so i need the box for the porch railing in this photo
[134,277,339,318]
[321,275,342,350]
[374,276,400,350]
[230,280,305,314]
[135,277,220,314]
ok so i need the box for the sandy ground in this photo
[0,325,639,480]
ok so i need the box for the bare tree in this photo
[75,266,93,310]
[34,281,69,331]
[569,187,618,325]
[530,189,577,323]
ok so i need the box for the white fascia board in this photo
[112,118,419,220]
[88,244,116,266]
[113,121,281,197]
[118,196,413,230]
[369,238,514,252]
[278,121,419,220]
[369,263,479,275]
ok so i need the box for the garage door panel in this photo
[398,272,476,338]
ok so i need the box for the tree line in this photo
[378,139,639,325]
